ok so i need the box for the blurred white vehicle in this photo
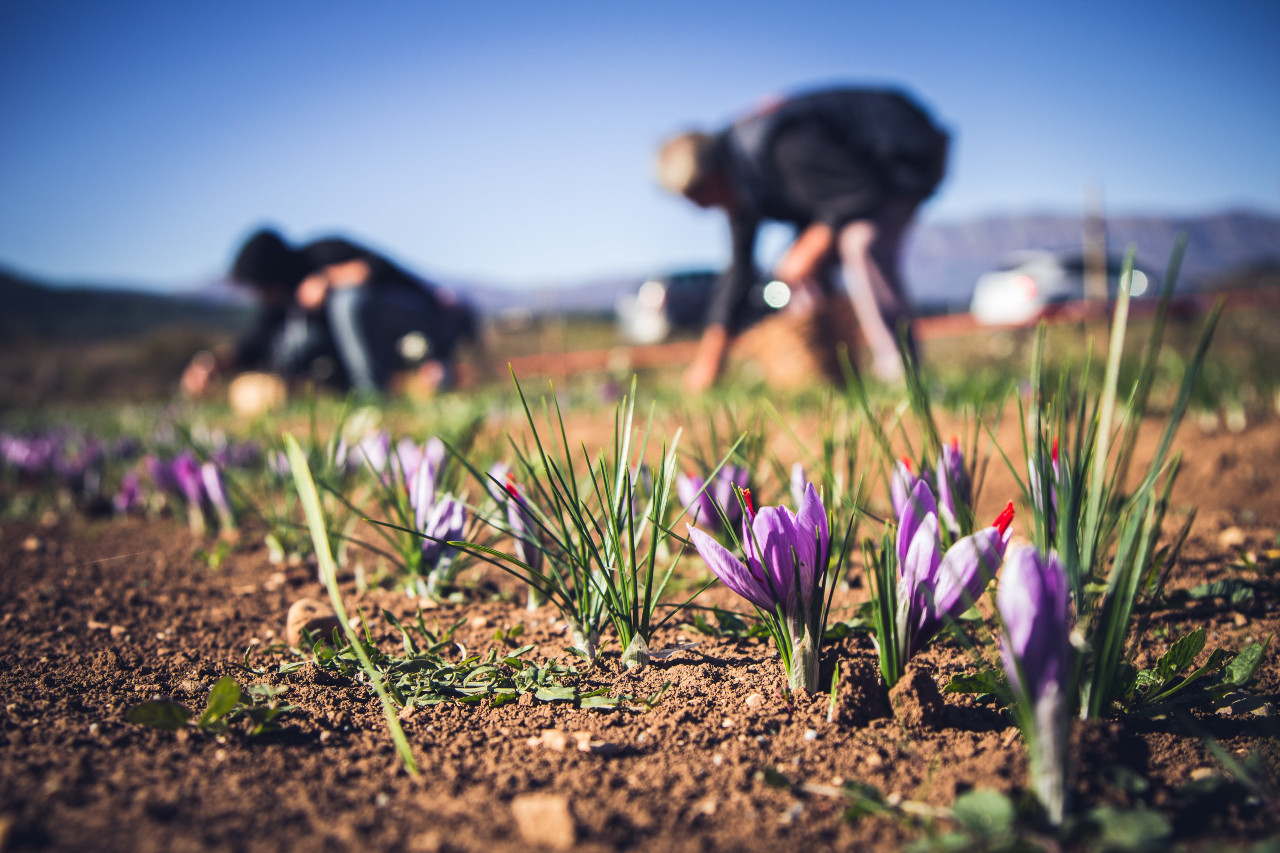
[616,269,788,344]
[969,250,1155,326]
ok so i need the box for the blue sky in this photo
[1,0,1277,290]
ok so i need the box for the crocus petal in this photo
[998,545,1070,700]
[688,524,774,611]
[200,462,233,520]
[409,450,436,532]
[752,506,800,607]
[935,441,971,535]
[676,473,700,507]
[928,525,1006,622]
[794,482,829,604]
[896,479,938,574]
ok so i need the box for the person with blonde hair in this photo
[656,86,948,390]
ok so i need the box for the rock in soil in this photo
[510,792,576,850]
[285,597,341,647]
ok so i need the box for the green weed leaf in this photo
[197,676,242,728]
[1225,640,1267,687]
[1157,627,1206,680]
[950,788,1015,837]
[944,669,1007,697]
[126,700,192,731]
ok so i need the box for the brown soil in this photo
[2,417,1279,852]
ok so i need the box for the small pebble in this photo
[744,693,764,710]
[803,728,818,742]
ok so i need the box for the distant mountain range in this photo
[463,208,1280,316]
[905,208,1280,311]
[2,209,1277,340]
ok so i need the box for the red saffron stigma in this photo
[993,501,1015,535]
[503,474,521,500]
[900,457,913,472]
[950,436,961,450]
[1051,437,1059,463]
[742,488,755,515]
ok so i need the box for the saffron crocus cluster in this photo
[687,482,830,693]
[895,480,1014,662]
[677,464,748,534]
[997,545,1072,825]
[143,451,235,534]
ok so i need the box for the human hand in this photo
[774,223,834,284]
[181,350,217,397]
[296,273,330,310]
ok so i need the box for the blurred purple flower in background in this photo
[677,464,748,533]
[935,437,971,537]
[1028,437,1060,541]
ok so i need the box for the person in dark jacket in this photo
[182,228,477,398]
[656,87,948,389]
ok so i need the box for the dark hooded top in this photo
[707,87,948,329]
[230,232,442,368]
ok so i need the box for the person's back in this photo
[655,85,949,389]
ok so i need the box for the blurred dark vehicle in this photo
[967,250,1193,326]
[616,269,788,343]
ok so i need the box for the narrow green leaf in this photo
[286,433,420,777]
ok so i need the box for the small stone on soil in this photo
[510,793,575,850]
[285,598,341,647]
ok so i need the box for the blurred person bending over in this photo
[656,86,948,390]
[182,229,478,400]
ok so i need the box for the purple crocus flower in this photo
[677,464,747,533]
[500,474,542,576]
[171,451,205,509]
[688,483,830,691]
[1028,437,1060,541]
[144,454,180,495]
[406,449,466,573]
[690,482,829,615]
[354,431,392,474]
[935,437,972,537]
[997,544,1071,824]
[420,495,467,571]
[895,479,1014,658]
[113,471,143,515]
[890,457,932,520]
[200,461,235,530]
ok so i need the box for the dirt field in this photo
[2,404,1279,852]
